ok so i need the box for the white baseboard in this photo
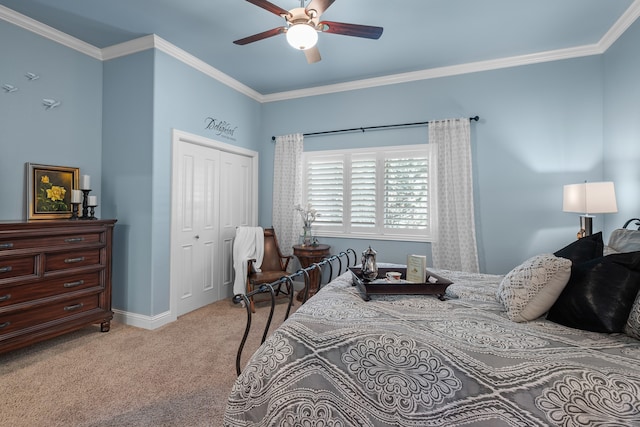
[112,309,176,330]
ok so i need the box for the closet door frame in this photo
[169,129,258,319]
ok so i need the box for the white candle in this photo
[87,195,97,206]
[80,175,91,190]
[71,189,82,203]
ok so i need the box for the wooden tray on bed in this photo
[349,267,453,301]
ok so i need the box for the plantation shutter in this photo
[384,156,429,230]
[303,145,435,241]
[306,157,344,226]
[351,158,376,228]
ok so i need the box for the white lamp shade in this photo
[563,181,618,214]
[286,24,318,50]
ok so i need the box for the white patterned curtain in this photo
[272,133,304,269]
[430,118,479,272]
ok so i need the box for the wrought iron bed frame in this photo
[232,248,357,375]
[624,218,640,230]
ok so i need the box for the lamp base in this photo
[577,215,593,239]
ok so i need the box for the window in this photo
[303,145,437,242]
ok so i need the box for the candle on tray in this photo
[87,195,97,206]
[80,175,91,190]
[71,189,82,203]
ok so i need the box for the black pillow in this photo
[546,251,640,333]
[554,232,604,265]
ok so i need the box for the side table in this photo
[293,244,331,302]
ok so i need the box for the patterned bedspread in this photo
[224,270,640,426]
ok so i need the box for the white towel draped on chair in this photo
[233,226,264,296]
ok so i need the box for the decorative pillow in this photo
[608,228,640,253]
[547,251,640,333]
[625,291,640,339]
[554,232,603,265]
[496,254,572,322]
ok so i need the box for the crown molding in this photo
[2,0,639,104]
[599,0,640,51]
[101,34,263,101]
[151,36,263,101]
[101,34,156,60]
[262,43,603,102]
[0,5,101,60]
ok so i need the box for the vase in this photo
[302,225,312,246]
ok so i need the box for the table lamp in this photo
[563,181,617,238]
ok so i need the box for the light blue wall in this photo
[0,20,102,220]
[102,49,263,316]
[261,56,605,274]
[102,50,155,315]
[603,18,640,232]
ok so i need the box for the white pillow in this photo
[608,228,640,253]
[496,254,572,322]
[603,245,619,256]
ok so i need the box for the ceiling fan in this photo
[233,0,383,64]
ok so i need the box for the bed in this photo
[224,223,640,426]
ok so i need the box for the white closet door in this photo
[219,151,253,299]
[175,141,220,316]
[171,130,258,317]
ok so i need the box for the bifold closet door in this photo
[173,139,255,316]
[174,141,221,316]
[219,151,253,300]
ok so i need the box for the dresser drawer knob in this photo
[0,321,10,329]
[64,257,85,264]
[0,294,10,302]
[0,266,12,273]
[65,237,85,243]
[63,280,85,288]
[64,303,84,311]
[0,243,14,249]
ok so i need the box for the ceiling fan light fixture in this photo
[286,23,318,50]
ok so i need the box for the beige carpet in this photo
[0,296,296,427]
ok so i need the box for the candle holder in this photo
[87,205,97,220]
[81,189,91,219]
[70,202,81,220]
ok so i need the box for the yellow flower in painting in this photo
[46,185,66,202]
[41,175,50,184]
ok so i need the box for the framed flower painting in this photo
[26,163,79,220]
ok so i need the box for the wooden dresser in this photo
[0,219,116,354]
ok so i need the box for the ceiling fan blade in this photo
[304,46,321,64]
[233,27,286,45]
[306,0,335,18]
[245,0,290,17]
[319,21,383,39]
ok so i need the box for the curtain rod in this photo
[271,116,479,141]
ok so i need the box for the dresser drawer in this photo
[0,293,100,336]
[45,249,102,272]
[0,255,38,282]
[0,232,103,251]
[0,271,102,309]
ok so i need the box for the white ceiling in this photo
[1,0,638,97]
